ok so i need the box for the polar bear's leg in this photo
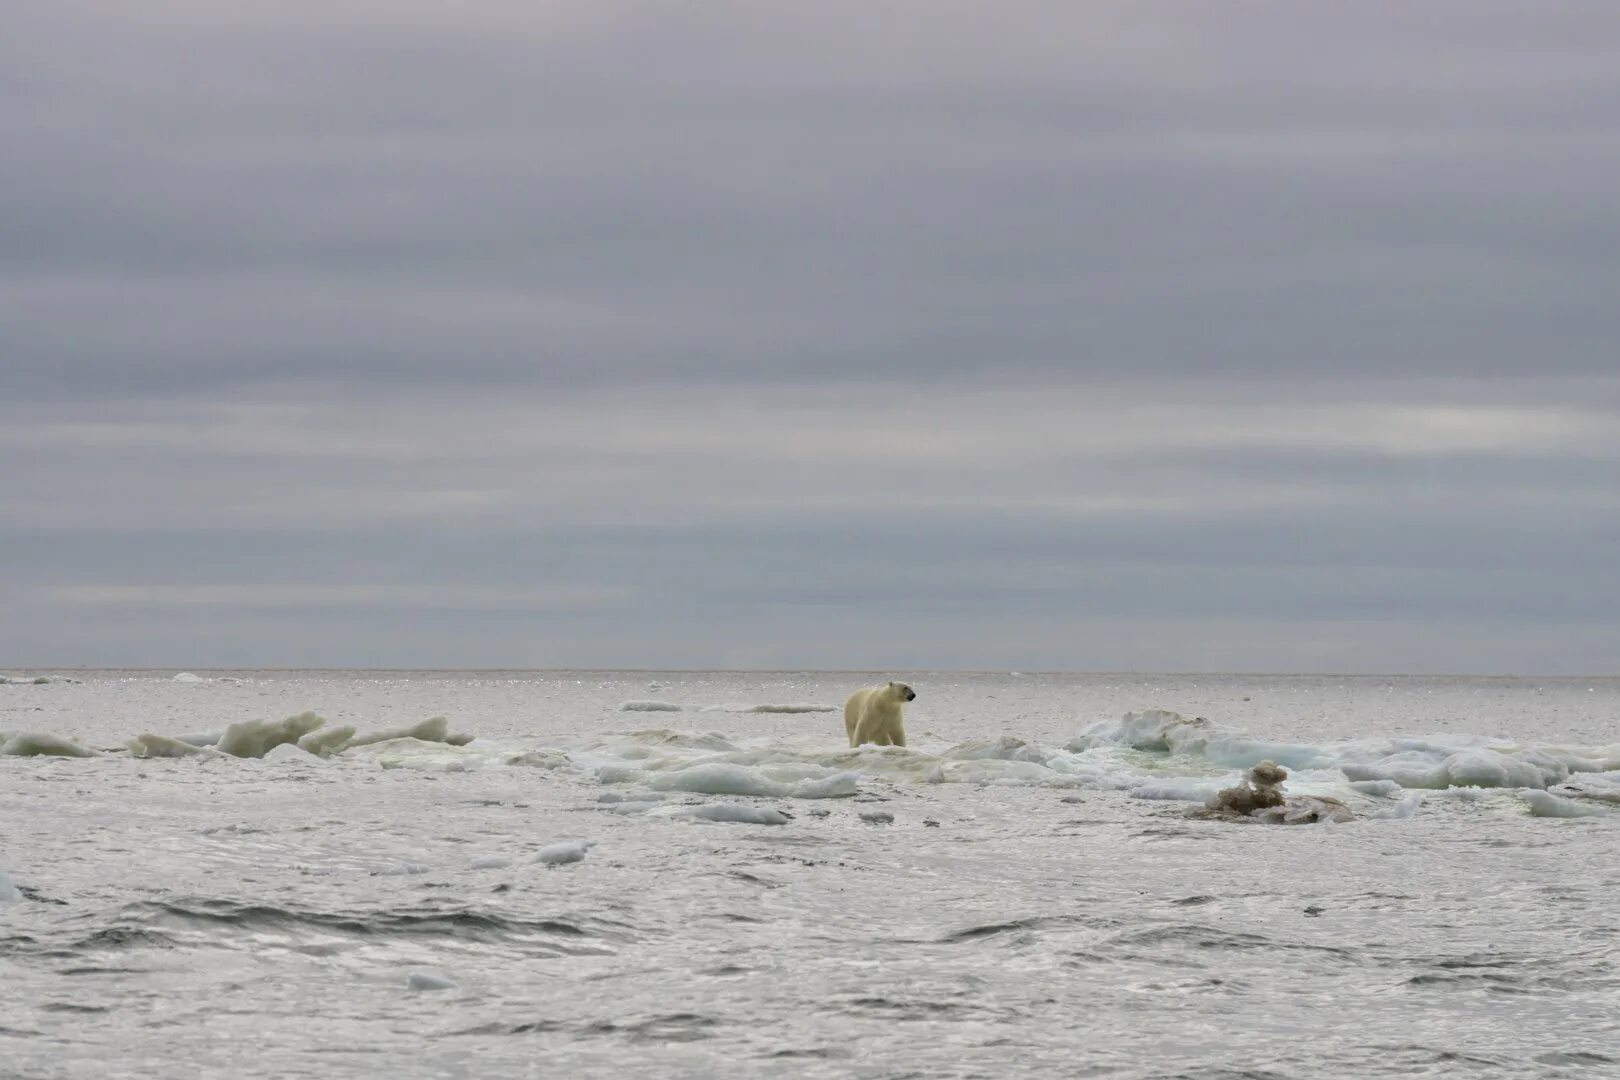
[844,691,870,747]
[890,725,905,748]
[852,713,883,747]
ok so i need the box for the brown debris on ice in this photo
[1196,760,1354,824]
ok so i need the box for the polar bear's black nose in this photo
[906,690,917,701]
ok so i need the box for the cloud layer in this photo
[5,2,1618,671]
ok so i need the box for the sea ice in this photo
[297,725,356,757]
[0,733,100,757]
[644,762,857,799]
[1519,790,1613,818]
[535,839,596,865]
[215,712,327,758]
[660,802,791,825]
[406,971,456,991]
[347,716,457,748]
[128,733,216,758]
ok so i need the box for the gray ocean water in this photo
[3,670,1619,1079]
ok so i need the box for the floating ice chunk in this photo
[1070,709,1331,771]
[608,800,664,816]
[1348,779,1403,797]
[128,733,215,758]
[172,672,206,683]
[937,759,1070,786]
[1370,792,1424,820]
[503,749,571,769]
[0,867,19,903]
[298,725,355,757]
[659,802,791,825]
[1551,773,1620,803]
[1343,748,1552,790]
[1519,790,1613,818]
[347,716,453,748]
[215,711,326,758]
[1130,777,1225,802]
[942,736,1048,763]
[0,732,100,757]
[406,971,456,991]
[1442,749,1549,789]
[263,742,321,763]
[1254,796,1355,825]
[620,700,683,712]
[596,764,641,785]
[535,839,596,866]
[470,855,512,870]
[645,763,857,799]
[375,862,430,876]
[178,731,222,747]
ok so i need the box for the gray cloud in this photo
[3,2,1618,670]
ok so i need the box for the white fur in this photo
[844,682,915,748]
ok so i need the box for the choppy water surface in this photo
[3,670,1619,1078]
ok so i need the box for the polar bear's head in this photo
[887,681,917,702]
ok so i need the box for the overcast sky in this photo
[4,2,1618,672]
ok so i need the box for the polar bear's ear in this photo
[887,681,895,688]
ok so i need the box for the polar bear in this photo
[844,681,916,748]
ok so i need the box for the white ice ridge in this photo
[346,715,473,748]
[123,713,473,761]
[172,672,207,683]
[216,712,327,757]
[0,732,100,757]
[1072,709,1620,790]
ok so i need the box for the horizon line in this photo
[5,665,1616,680]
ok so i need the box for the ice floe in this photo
[407,971,456,991]
[1519,790,1614,818]
[216,712,327,758]
[535,839,596,866]
[0,733,100,757]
